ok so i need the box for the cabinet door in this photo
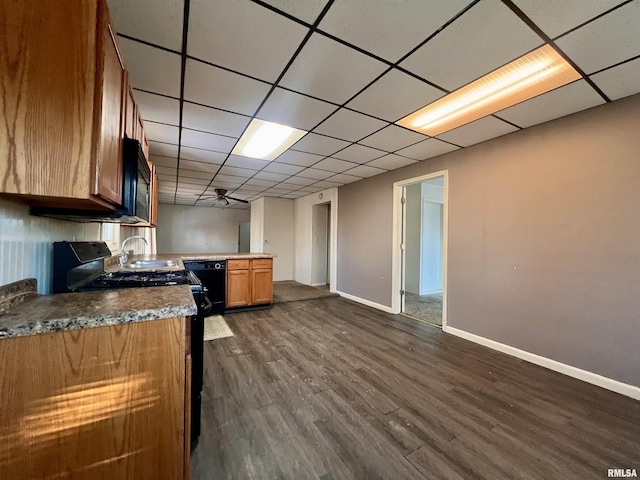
[251,268,273,305]
[93,20,125,205]
[0,1,97,198]
[226,270,251,307]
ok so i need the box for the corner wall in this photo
[337,94,640,387]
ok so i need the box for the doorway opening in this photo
[311,203,331,289]
[238,221,250,253]
[392,171,448,328]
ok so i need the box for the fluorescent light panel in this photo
[232,119,307,161]
[397,45,581,136]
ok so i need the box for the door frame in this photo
[391,170,449,329]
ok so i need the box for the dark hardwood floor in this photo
[191,297,640,479]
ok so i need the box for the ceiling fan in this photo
[196,188,249,206]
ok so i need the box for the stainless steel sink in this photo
[123,260,178,269]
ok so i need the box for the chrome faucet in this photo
[119,236,149,267]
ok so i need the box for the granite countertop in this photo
[123,252,276,263]
[0,282,196,339]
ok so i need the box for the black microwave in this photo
[30,138,151,223]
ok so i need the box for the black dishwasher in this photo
[184,260,226,314]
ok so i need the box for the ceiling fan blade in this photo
[225,196,250,204]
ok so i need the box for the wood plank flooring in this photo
[191,297,640,479]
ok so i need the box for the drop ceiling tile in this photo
[188,0,308,82]
[366,154,417,170]
[181,129,237,153]
[257,87,337,130]
[246,178,278,187]
[497,80,605,128]
[263,162,306,175]
[135,91,180,126]
[347,69,445,122]
[591,57,640,100]
[179,160,221,172]
[184,59,271,115]
[555,2,640,74]
[284,176,318,186]
[313,157,359,173]
[359,124,427,152]
[182,103,251,137]
[145,122,180,144]
[343,164,386,178]
[178,172,213,185]
[400,0,542,90]
[254,171,290,182]
[209,180,243,189]
[332,143,386,163]
[224,155,269,170]
[437,116,518,147]
[319,0,471,62]
[214,174,247,183]
[513,0,628,39]
[277,182,305,189]
[118,38,181,96]
[108,0,183,50]
[260,0,329,23]
[263,188,291,195]
[234,184,265,192]
[274,149,325,167]
[218,166,258,178]
[149,141,179,157]
[291,133,350,156]
[297,186,323,193]
[149,155,178,168]
[396,138,460,160]
[314,109,388,142]
[180,147,227,164]
[314,180,343,188]
[159,173,178,182]
[327,173,362,184]
[279,33,388,104]
[297,168,339,180]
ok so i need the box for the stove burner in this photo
[82,270,189,290]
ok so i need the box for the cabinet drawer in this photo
[227,259,250,270]
[252,258,272,269]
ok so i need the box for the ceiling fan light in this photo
[396,45,581,136]
[232,119,307,161]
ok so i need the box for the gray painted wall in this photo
[157,204,250,253]
[337,94,640,387]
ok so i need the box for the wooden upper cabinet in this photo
[93,20,125,205]
[136,111,149,160]
[0,0,125,209]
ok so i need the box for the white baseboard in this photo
[444,326,640,400]
[311,282,328,287]
[336,291,395,314]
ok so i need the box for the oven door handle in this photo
[201,295,213,315]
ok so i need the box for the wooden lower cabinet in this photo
[226,269,251,307]
[226,259,273,309]
[0,317,191,480]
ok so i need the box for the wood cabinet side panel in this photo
[0,318,186,480]
[0,1,97,198]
